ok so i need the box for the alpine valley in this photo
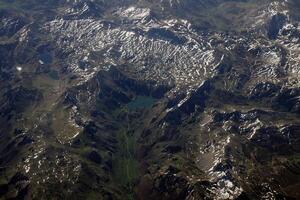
[0,0,300,199]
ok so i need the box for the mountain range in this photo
[0,0,299,199]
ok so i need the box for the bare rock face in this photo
[0,0,300,199]
[267,13,287,39]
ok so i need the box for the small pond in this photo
[39,51,53,64]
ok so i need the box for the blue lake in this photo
[127,96,155,110]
